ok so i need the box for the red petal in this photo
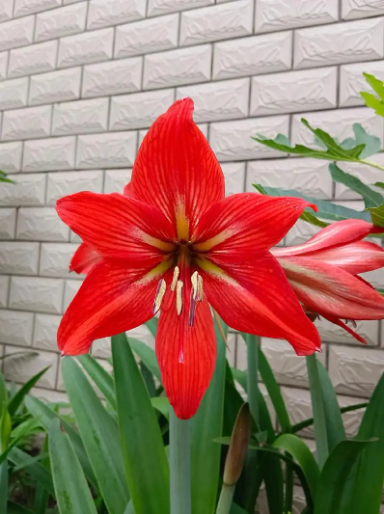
[322,315,367,345]
[198,251,321,356]
[131,99,225,238]
[70,243,101,275]
[193,193,315,255]
[58,261,166,355]
[272,219,374,258]
[156,276,216,420]
[307,240,384,274]
[56,192,176,266]
[279,256,384,320]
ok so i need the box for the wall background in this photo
[0,0,384,511]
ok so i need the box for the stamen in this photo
[189,292,197,327]
[171,266,180,292]
[152,278,166,314]
[176,280,183,315]
[197,274,203,301]
[191,271,199,301]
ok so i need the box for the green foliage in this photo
[361,72,384,117]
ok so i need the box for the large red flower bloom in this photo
[272,219,384,343]
[56,99,320,419]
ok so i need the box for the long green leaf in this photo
[314,440,373,514]
[25,396,97,489]
[7,502,36,514]
[49,419,98,514]
[8,368,49,417]
[8,447,55,496]
[292,402,368,433]
[62,357,129,514]
[347,372,384,514]
[77,354,116,408]
[329,163,383,208]
[273,434,320,500]
[263,454,284,514]
[316,360,345,452]
[190,318,227,514]
[367,204,384,227]
[128,337,161,382]
[145,318,158,337]
[0,461,7,514]
[112,333,170,514]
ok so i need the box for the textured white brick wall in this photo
[0,0,384,469]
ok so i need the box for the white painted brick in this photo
[334,156,384,199]
[14,0,61,17]
[91,337,112,358]
[0,142,23,173]
[177,78,249,122]
[2,105,52,141]
[0,242,39,275]
[180,0,253,46]
[0,0,14,22]
[52,98,109,136]
[281,386,313,437]
[144,45,211,90]
[46,170,104,205]
[0,52,8,81]
[0,209,16,239]
[63,279,81,309]
[23,137,76,172]
[247,158,333,200]
[40,243,80,278]
[256,0,338,33]
[9,40,58,78]
[0,276,9,308]
[82,57,142,98]
[110,90,174,130]
[294,18,384,69]
[292,108,384,147]
[148,0,214,16]
[340,60,384,107]
[342,0,384,20]
[33,313,61,351]
[70,230,81,243]
[210,115,289,161]
[17,207,70,241]
[0,78,29,111]
[221,162,245,195]
[3,347,58,389]
[286,218,319,246]
[77,132,137,169]
[29,68,82,106]
[31,387,67,404]
[260,338,326,388]
[58,28,114,68]
[115,14,178,58]
[9,276,64,314]
[35,2,87,42]
[104,169,132,193]
[213,31,292,80]
[63,0,83,3]
[315,317,379,346]
[87,0,145,29]
[0,310,34,346]
[329,345,384,397]
[361,267,384,289]
[251,67,337,116]
[0,16,34,52]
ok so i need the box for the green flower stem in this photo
[246,334,260,425]
[216,484,235,514]
[170,408,191,514]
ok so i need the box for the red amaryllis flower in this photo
[56,98,321,419]
[272,219,384,343]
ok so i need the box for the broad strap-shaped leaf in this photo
[49,419,98,514]
[62,357,129,514]
[367,204,384,228]
[313,440,373,514]
[77,355,116,409]
[0,461,7,514]
[8,448,55,497]
[7,502,36,514]
[8,367,49,417]
[190,318,227,514]
[112,333,170,514]
[145,318,158,338]
[273,434,320,500]
[329,163,384,208]
[346,372,384,514]
[128,337,162,382]
[25,396,98,489]
[292,402,368,433]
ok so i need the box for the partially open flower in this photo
[272,219,384,343]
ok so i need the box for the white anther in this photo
[197,274,203,301]
[152,278,167,314]
[191,271,199,301]
[171,266,180,292]
[176,280,183,315]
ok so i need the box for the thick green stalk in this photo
[170,408,191,514]
[246,334,260,425]
[216,484,235,514]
